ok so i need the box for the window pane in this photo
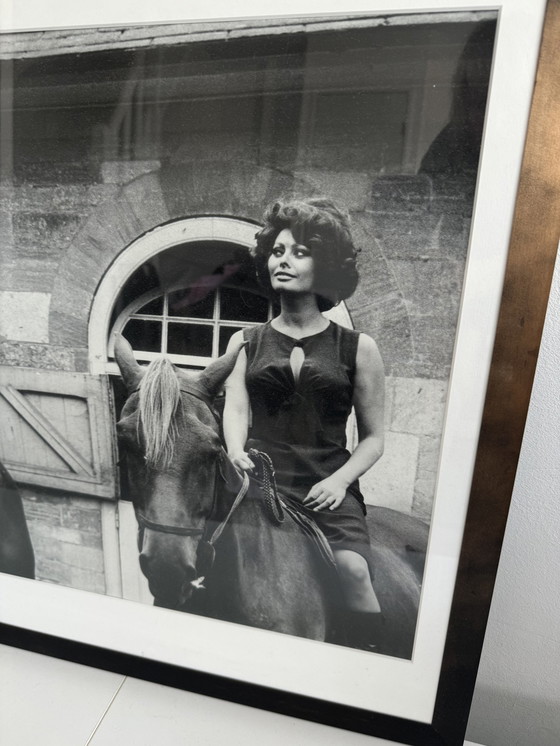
[122,319,162,353]
[168,287,215,319]
[167,322,213,357]
[137,297,163,315]
[220,287,269,323]
[219,326,244,355]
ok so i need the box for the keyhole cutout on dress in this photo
[289,345,305,384]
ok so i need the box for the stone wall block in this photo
[16,160,97,186]
[29,521,82,545]
[437,213,470,257]
[0,342,78,370]
[391,377,448,436]
[68,496,101,510]
[101,160,161,185]
[407,315,460,379]
[350,293,414,378]
[413,435,442,521]
[347,211,414,373]
[22,494,62,525]
[13,212,83,258]
[69,567,106,594]
[49,310,88,348]
[233,165,285,218]
[370,175,433,214]
[61,543,104,573]
[293,170,370,211]
[189,165,235,214]
[160,162,224,217]
[30,521,99,549]
[32,534,63,563]
[383,377,396,431]
[361,430,419,514]
[370,211,445,259]
[122,173,170,233]
[72,347,89,372]
[36,559,72,586]
[49,264,97,346]
[413,475,438,522]
[417,434,442,475]
[0,207,13,248]
[61,505,102,534]
[0,256,59,293]
[430,175,476,211]
[388,257,465,319]
[0,291,50,343]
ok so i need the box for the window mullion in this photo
[213,289,220,359]
[162,292,169,354]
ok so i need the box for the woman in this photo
[223,198,385,650]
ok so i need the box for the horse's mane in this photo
[138,357,183,469]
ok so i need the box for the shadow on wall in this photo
[0,461,34,578]
[420,20,496,176]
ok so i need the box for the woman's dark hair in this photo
[253,197,360,312]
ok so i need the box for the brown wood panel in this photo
[436,0,560,739]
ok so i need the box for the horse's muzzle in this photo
[139,547,198,608]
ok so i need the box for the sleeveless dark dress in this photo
[243,320,372,557]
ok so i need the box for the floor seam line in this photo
[84,675,128,745]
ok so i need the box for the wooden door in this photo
[0,366,117,499]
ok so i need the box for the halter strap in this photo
[178,383,220,423]
[134,455,250,542]
[135,511,204,537]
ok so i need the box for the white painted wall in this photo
[466,247,560,746]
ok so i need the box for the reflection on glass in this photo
[168,287,215,319]
[122,319,162,353]
[167,323,213,357]
[219,326,244,356]
[220,287,269,323]
[137,297,163,315]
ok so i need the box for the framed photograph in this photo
[1,1,558,744]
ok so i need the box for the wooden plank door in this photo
[0,366,117,499]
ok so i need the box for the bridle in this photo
[129,382,250,563]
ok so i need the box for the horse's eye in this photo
[116,420,135,442]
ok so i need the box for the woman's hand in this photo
[303,476,348,512]
[229,450,255,474]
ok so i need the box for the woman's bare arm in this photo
[222,330,255,472]
[304,333,385,511]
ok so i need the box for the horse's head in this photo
[113,333,244,608]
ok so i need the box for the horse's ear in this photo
[197,339,247,399]
[113,333,143,392]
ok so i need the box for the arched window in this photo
[89,216,266,375]
[109,239,271,368]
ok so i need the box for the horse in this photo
[0,460,35,579]
[114,333,426,657]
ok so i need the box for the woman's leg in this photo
[333,548,380,612]
[333,548,383,651]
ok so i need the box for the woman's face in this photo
[268,228,315,295]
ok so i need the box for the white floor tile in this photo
[89,676,395,746]
[0,644,485,746]
[0,644,125,746]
